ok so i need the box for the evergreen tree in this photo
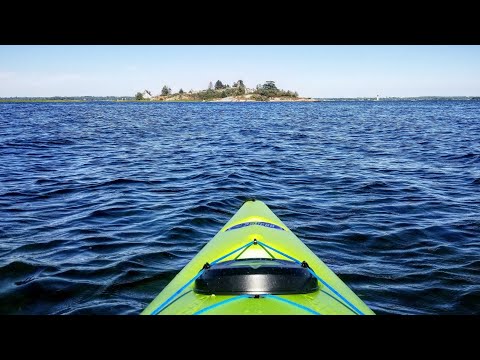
[263,81,277,91]
[236,86,246,95]
[162,85,171,96]
[135,92,143,100]
[215,80,224,90]
[179,88,184,94]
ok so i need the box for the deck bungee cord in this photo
[149,240,363,315]
[142,200,374,315]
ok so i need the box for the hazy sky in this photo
[1,45,479,98]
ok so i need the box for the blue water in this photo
[0,101,479,315]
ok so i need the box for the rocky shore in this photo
[210,95,318,102]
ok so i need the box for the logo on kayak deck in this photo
[225,222,285,232]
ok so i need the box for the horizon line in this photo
[1,95,480,99]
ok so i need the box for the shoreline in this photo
[1,97,478,103]
[209,96,317,102]
[0,98,319,103]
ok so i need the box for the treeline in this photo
[251,81,298,101]
[135,80,299,101]
[0,96,134,101]
[191,80,247,100]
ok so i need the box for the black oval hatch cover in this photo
[194,258,319,295]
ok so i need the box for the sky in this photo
[0,45,479,98]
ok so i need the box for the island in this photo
[134,80,317,102]
[2,94,479,103]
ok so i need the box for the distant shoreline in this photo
[1,96,479,103]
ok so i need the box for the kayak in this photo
[142,199,374,315]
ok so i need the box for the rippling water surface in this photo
[1,101,479,315]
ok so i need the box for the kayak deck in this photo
[142,200,374,315]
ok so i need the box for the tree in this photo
[236,86,246,95]
[263,81,277,91]
[233,80,245,88]
[179,88,184,94]
[208,81,213,90]
[135,92,143,100]
[162,85,171,96]
[236,80,246,95]
[215,80,224,90]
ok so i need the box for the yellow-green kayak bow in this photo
[142,199,374,315]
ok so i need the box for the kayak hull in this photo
[142,200,374,315]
